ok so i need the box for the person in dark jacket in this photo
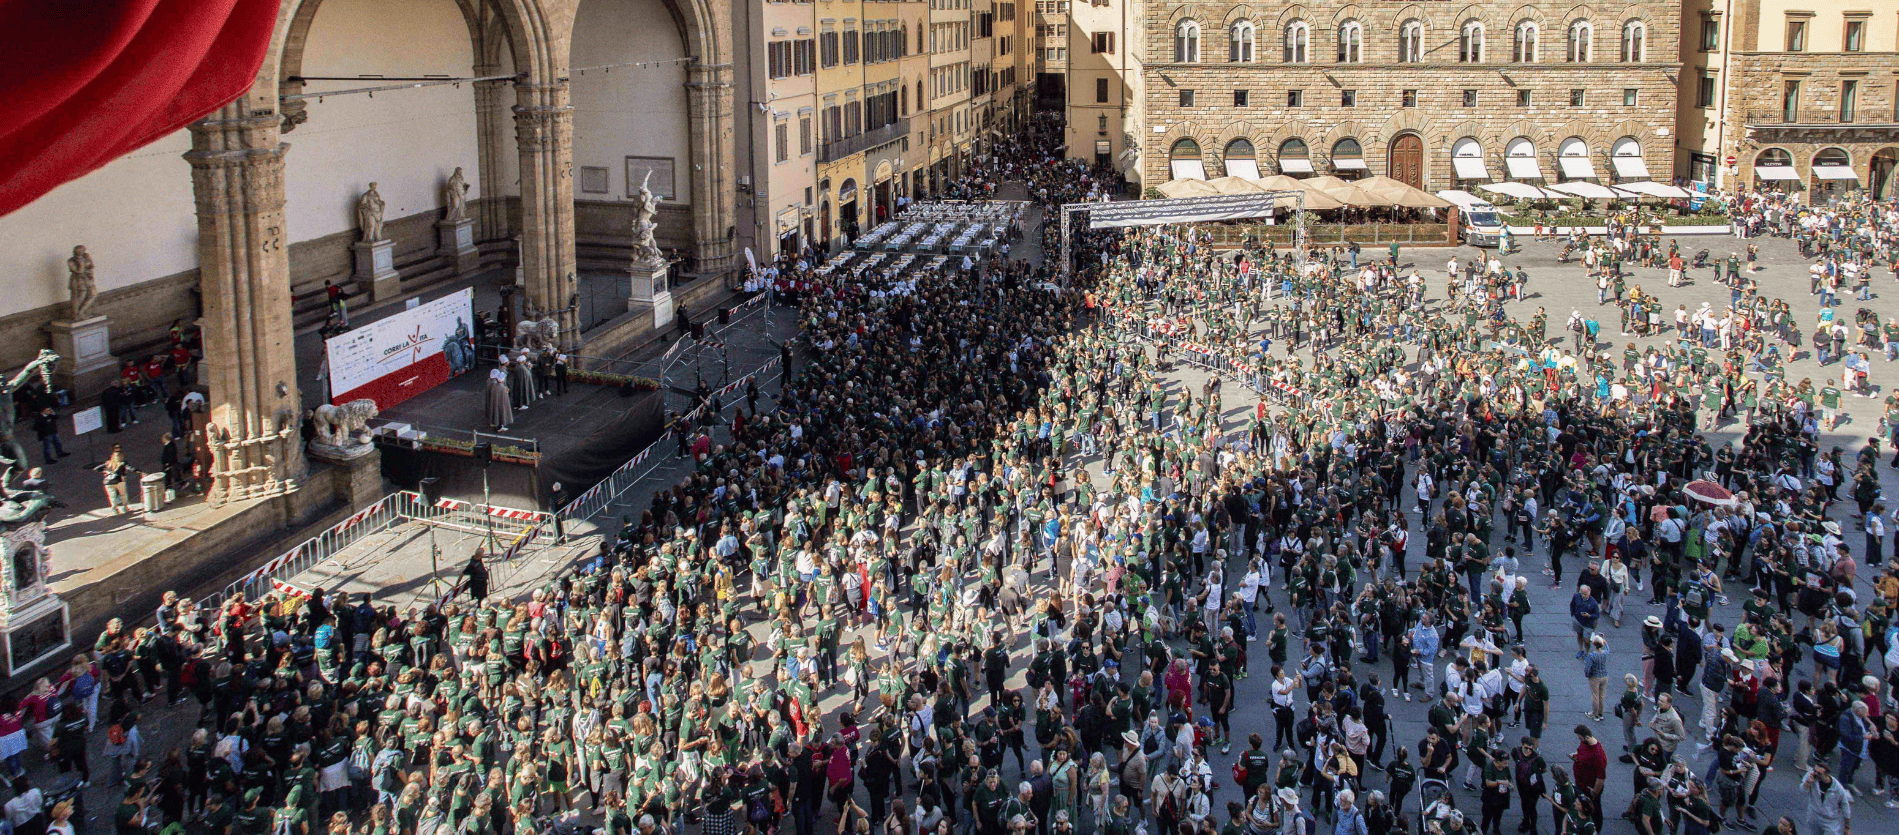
[460,549,490,602]
[32,407,64,464]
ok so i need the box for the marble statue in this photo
[631,171,660,263]
[444,167,469,222]
[357,182,386,242]
[443,318,474,376]
[0,351,59,489]
[66,246,95,321]
[311,398,380,449]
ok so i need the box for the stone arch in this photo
[1211,120,1262,171]
[1490,118,1550,150]
[1222,5,1262,28]
[1450,3,1496,29]
[1506,4,1548,26]
[1272,4,1312,30]
[1560,4,1597,28]
[1164,5,1206,26]
[1370,108,1432,146]
[1384,3,1437,34]
[1331,3,1364,25]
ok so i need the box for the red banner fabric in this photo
[0,0,280,218]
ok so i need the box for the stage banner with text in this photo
[325,288,476,408]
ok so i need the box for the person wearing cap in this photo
[1118,730,1147,805]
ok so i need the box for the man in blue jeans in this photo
[32,407,64,464]
[1569,585,1601,659]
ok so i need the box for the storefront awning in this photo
[1754,165,1800,181]
[1169,159,1206,180]
[1334,157,1367,171]
[1813,165,1858,180]
[1611,155,1651,178]
[1452,156,1489,180]
[1558,156,1597,179]
[1279,157,1314,174]
[1225,158,1261,179]
[1504,156,1544,179]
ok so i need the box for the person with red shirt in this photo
[1569,724,1608,831]
[142,354,167,400]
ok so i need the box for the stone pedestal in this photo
[351,239,400,302]
[436,218,479,274]
[628,257,675,330]
[44,316,116,398]
[0,519,70,677]
[316,445,384,510]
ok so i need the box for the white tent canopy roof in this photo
[1479,181,1555,200]
[1547,181,1636,200]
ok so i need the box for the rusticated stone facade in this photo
[1136,1,1682,192]
[1724,53,1899,199]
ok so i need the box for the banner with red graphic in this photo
[325,288,476,408]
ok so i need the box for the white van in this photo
[1435,190,1506,248]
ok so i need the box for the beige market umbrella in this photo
[1156,179,1221,198]
[1249,174,1346,210]
[1303,175,1396,207]
[1355,175,1454,208]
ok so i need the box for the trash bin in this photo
[141,472,168,512]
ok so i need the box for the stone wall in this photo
[0,270,200,375]
[1137,0,1683,191]
[1723,50,1899,190]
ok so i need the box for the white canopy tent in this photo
[1480,182,1556,200]
[1616,180,1693,198]
[1547,181,1636,200]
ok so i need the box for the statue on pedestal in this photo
[309,398,381,461]
[0,351,60,520]
[357,183,386,242]
[443,167,470,222]
[66,246,95,321]
[631,172,661,264]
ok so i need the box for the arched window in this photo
[1224,139,1259,178]
[1283,21,1309,63]
[1513,21,1538,62]
[1620,20,1645,61]
[1174,20,1200,62]
[1169,138,1205,179]
[1337,20,1362,63]
[1278,138,1313,175]
[1332,138,1366,176]
[1398,20,1423,62]
[1567,20,1592,62]
[1505,136,1544,180]
[1230,21,1255,62]
[1459,21,1484,63]
[1756,148,1793,167]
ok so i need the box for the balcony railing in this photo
[818,118,910,163]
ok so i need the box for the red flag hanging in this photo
[0,0,280,218]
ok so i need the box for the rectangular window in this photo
[1622,88,1637,106]
[1844,20,1865,52]
[1785,19,1806,52]
[1699,15,1719,51]
[1516,89,1531,107]
[1569,88,1584,106]
[1092,32,1114,53]
[1095,77,1108,102]
[1696,73,1715,107]
[1402,89,1417,107]
[1461,89,1476,107]
[1841,79,1858,122]
[1782,80,1800,122]
[1287,89,1302,107]
[1233,89,1248,107]
[1179,89,1194,107]
[775,122,789,162]
[800,116,813,154]
[1097,114,1107,131]
[1340,89,1355,107]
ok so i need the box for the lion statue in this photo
[312,398,380,448]
[513,315,560,352]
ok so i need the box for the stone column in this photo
[185,102,304,506]
[514,80,580,351]
[473,64,511,244]
[686,62,739,280]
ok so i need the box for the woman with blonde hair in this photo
[100,445,133,513]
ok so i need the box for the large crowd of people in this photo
[3,121,1899,835]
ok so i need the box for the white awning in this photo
[1334,157,1368,170]
[1452,156,1489,180]
[1435,189,1487,210]
[1558,156,1598,179]
[1279,157,1314,174]
[1813,165,1858,180]
[1617,180,1694,199]
[1548,181,1636,200]
[1611,155,1651,178]
[1225,158,1261,179]
[1754,165,1800,181]
[1504,156,1544,179]
[1479,182,1556,200]
[1170,159,1207,180]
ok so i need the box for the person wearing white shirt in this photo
[1238,561,1263,639]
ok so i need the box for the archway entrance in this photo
[1871,148,1897,201]
[839,180,859,242]
[1389,133,1424,189]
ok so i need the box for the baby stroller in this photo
[1691,249,1712,268]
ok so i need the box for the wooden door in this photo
[1389,133,1424,189]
